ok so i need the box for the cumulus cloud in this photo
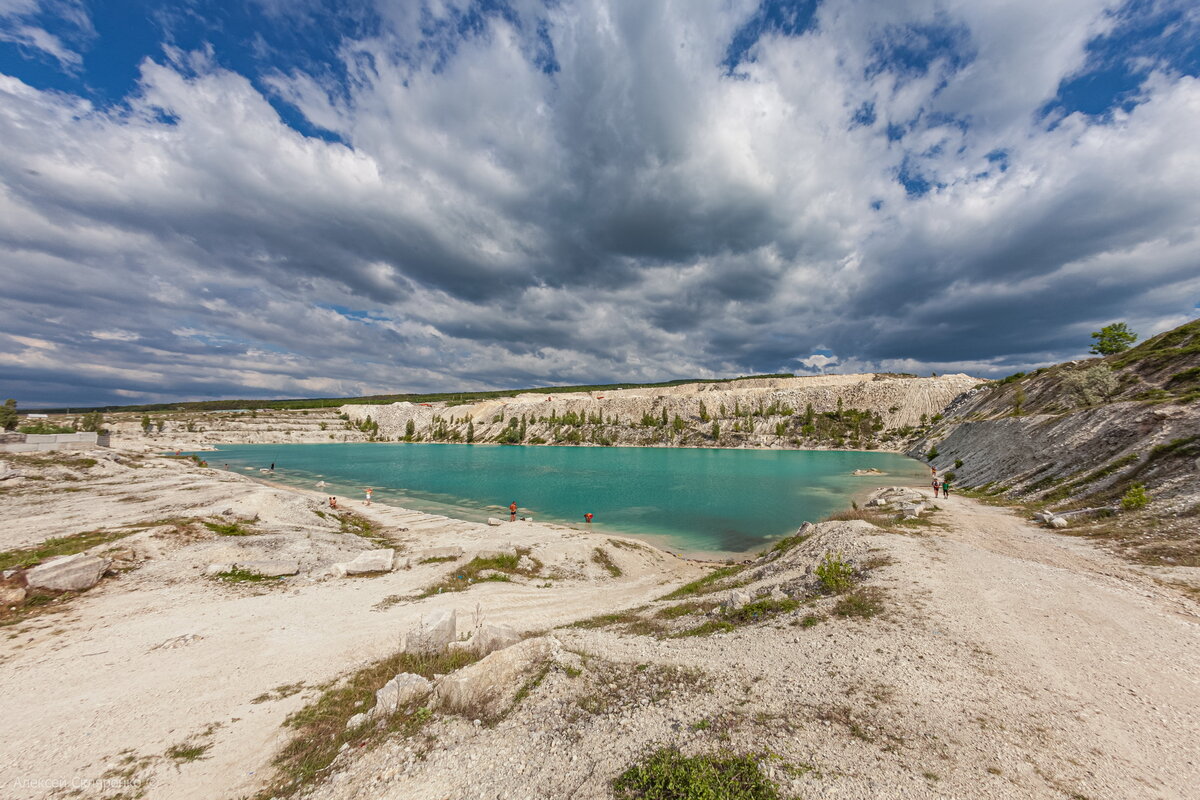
[0,0,1197,406]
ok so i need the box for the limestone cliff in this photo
[340,373,980,452]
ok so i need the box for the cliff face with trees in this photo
[912,319,1200,563]
[340,373,980,452]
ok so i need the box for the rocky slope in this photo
[912,319,1200,564]
[340,373,980,452]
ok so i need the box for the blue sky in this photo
[1,0,1198,406]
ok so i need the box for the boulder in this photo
[234,560,299,577]
[471,623,521,656]
[26,554,110,592]
[346,712,369,730]
[407,608,457,653]
[371,673,433,718]
[487,518,503,526]
[342,549,395,575]
[721,588,754,612]
[204,563,234,577]
[1047,516,1069,529]
[516,555,538,572]
[435,636,560,716]
[796,522,816,537]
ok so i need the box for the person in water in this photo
[509,501,518,521]
[584,512,594,523]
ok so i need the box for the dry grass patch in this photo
[592,547,623,577]
[418,548,542,597]
[0,529,135,570]
[660,564,748,600]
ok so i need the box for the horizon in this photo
[2,0,1199,407]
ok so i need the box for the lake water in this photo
[202,443,928,555]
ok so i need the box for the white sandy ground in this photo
[1,453,1198,800]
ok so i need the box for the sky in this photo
[1,0,1198,407]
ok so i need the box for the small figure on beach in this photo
[270,462,275,472]
[942,480,951,498]
[932,475,942,496]
[329,496,338,509]
[364,487,373,506]
[509,501,518,521]
[584,512,594,524]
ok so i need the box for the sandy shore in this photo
[2,448,1197,800]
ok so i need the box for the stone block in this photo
[407,608,457,653]
[471,623,521,656]
[26,554,109,592]
[371,673,432,718]
[342,549,395,574]
[721,588,753,612]
[474,547,516,560]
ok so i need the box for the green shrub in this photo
[1121,483,1150,510]
[612,748,782,800]
[926,447,939,461]
[815,552,854,594]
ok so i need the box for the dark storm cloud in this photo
[1,0,1199,406]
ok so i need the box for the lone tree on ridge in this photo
[1089,322,1138,355]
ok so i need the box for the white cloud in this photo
[0,0,1197,405]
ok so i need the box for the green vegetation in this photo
[0,529,134,571]
[815,552,854,594]
[592,547,622,577]
[264,647,481,798]
[211,567,280,583]
[166,742,211,762]
[17,421,77,434]
[202,520,257,537]
[833,588,885,618]
[612,748,783,800]
[661,564,747,600]
[0,398,16,431]
[1090,322,1138,355]
[1121,483,1150,511]
[420,549,541,596]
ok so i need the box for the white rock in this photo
[204,563,234,577]
[487,518,503,526]
[407,608,457,653]
[516,555,537,572]
[342,549,395,575]
[471,623,521,656]
[371,673,432,718]
[346,712,369,730]
[26,554,110,592]
[1047,516,1069,529]
[769,586,788,602]
[722,589,754,612]
[435,636,560,716]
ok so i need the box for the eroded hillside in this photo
[913,319,1200,566]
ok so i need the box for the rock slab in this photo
[407,608,457,653]
[371,673,432,718]
[343,549,395,574]
[26,554,110,592]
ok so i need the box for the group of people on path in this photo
[932,469,951,498]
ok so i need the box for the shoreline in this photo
[195,442,929,561]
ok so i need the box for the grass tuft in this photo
[612,748,783,800]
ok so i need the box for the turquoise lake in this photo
[202,444,928,555]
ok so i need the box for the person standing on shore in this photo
[932,475,941,497]
[364,487,373,506]
[509,500,518,521]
